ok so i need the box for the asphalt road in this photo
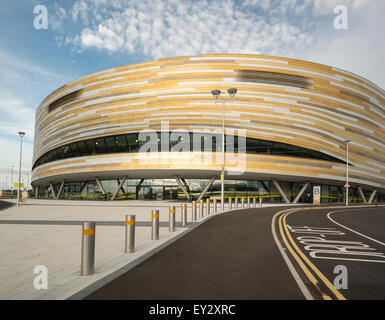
[276,206,385,300]
[0,200,13,211]
[84,204,385,300]
[85,206,306,300]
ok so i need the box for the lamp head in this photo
[227,88,237,97]
[18,131,25,138]
[345,139,351,144]
[211,89,221,103]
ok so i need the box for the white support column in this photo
[368,189,377,204]
[197,176,217,203]
[117,179,126,194]
[56,181,65,200]
[49,182,56,199]
[272,179,290,204]
[175,176,190,201]
[357,186,367,204]
[95,177,106,195]
[111,176,127,201]
[293,182,309,204]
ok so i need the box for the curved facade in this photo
[31,54,385,202]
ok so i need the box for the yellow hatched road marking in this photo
[279,209,346,300]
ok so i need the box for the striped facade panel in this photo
[31,54,385,192]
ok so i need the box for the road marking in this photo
[327,209,385,247]
[280,210,345,300]
[288,224,385,263]
[271,209,314,300]
[273,205,385,300]
[279,211,332,300]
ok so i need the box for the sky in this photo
[0,0,384,189]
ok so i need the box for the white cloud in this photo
[63,0,313,59]
[301,0,385,89]
[241,0,273,11]
[0,95,35,138]
[0,50,72,183]
[72,0,89,25]
[0,50,62,80]
[50,3,67,31]
[47,0,384,90]
[312,0,375,16]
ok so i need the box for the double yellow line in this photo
[278,209,346,300]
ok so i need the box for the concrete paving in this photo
[0,198,299,300]
[0,199,206,299]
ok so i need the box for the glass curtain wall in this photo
[37,179,385,203]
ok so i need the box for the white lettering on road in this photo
[288,225,385,263]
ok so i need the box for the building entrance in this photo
[163,186,178,200]
[137,186,163,200]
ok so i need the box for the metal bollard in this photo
[247,197,250,208]
[125,215,135,254]
[181,203,187,226]
[151,209,159,240]
[192,201,197,221]
[235,197,238,208]
[81,221,96,276]
[241,197,245,208]
[259,197,263,207]
[213,199,217,213]
[206,199,210,215]
[169,206,176,232]
[199,200,204,218]
[229,197,232,210]
[253,197,256,207]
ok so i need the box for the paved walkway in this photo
[85,206,305,300]
[0,199,303,300]
[0,199,212,299]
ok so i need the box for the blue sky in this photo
[0,0,384,189]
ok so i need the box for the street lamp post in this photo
[11,165,14,198]
[211,88,237,211]
[345,140,351,206]
[17,131,25,207]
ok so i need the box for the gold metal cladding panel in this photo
[32,54,385,188]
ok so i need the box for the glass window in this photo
[33,131,347,169]
[115,135,128,152]
[86,140,96,155]
[76,141,89,156]
[104,136,118,153]
[95,138,106,153]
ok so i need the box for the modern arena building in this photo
[31,54,385,204]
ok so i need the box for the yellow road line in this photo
[278,210,332,300]
[279,209,346,300]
